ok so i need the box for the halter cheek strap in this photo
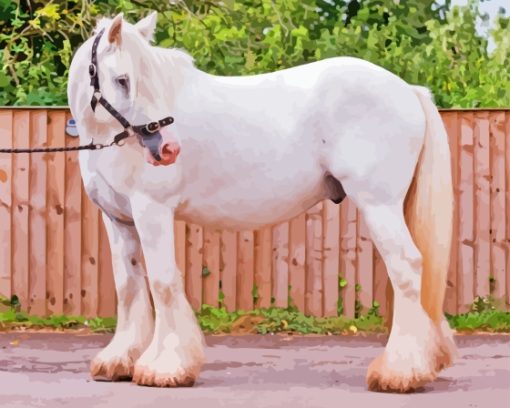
[89,29,103,113]
[88,28,174,156]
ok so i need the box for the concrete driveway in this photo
[0,332,509,408]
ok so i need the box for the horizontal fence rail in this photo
[0,109,509,317]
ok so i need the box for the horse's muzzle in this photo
[142,133,180,166]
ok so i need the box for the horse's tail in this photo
[404,86,454,325]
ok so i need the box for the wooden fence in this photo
[0,108,509,317]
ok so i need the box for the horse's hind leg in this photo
[90,213,154,381]
[357,202,450,392]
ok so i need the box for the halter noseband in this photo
[89,28,174,161]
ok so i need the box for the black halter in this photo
[89,28,174,161]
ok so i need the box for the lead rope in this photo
[0,139,121,154]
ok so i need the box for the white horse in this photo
[67,12,457,392]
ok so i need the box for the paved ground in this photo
[0,332,509,408]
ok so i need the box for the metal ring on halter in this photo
[145,121,161,134]
[89,64,97,78]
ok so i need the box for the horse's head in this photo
[86,12,180,166]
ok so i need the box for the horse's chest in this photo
[79,150,136,221]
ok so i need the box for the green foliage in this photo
[470,295,496,313]
[218,288,226,308]
[1,0,509,107]
[447,310,510,332]
[201,266,211,278]
[336,296,344,315]
[252,284,260,306]
[0,0,96,105]
[354,299,363,318]
[9,294,20,310]
[1,302,509,333]
[368,300,380,317]
[0,309,117,331]
[197,304,239,333]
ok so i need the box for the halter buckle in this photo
[89,64,97,78]
[145,121,161,134]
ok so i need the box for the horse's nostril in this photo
[161,142,180,158]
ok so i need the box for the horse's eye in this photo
[115,75,129,90]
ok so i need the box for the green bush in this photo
[1,0,509,107]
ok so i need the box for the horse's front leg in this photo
[130,194,205,387]
[91,213,154,381]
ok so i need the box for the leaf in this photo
[35,4,61,21]
[10,295,19,307]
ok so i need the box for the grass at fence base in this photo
[0,308,117,332]
[1,296,510,334]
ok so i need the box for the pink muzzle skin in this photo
[144,141,181,166]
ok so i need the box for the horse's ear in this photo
[135,11,157,42]
[108,13,124,45]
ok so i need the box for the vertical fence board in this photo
[220,230,237,312]
[237,230,254,310]
[28,111,47,315]
[174,220,186,280]
[254,226,272,308]
[63,113,82,316]
[458,112,475,313]
[289,214,306,312]
[305,202,323,316]
[0,111,12,300]
[505,113,510,307]
[81,195,99,317]
[443,111,459,314]
[186,223,203,311]
[489,112,506,304]
[323,201,339,316]
[203,229,220,307]
[474,112,491,298]
[357,215,373,314]
[46,111,66,315]
[12,111,30,311]
[372,248,387,317]
[98,219,115,317]
[272,222,289,308]
[340,198,357,317]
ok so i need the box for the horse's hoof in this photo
[366,354,436,393]
[90,356,134,381]
[132,365,196,387]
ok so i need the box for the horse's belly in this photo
[176,170,325,230]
